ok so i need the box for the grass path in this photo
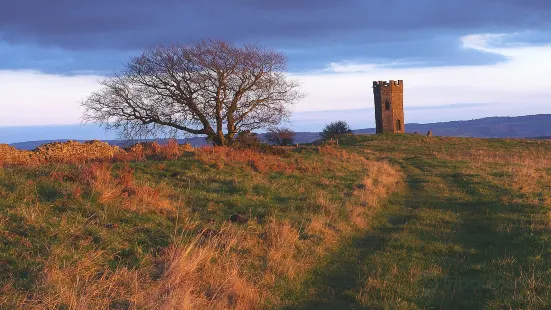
[287,140,551,309]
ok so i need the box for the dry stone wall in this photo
[0,140,194,166]
[0,140,123,166]
[0,144,34,165]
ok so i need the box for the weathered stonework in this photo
[373,80,405,134]
[0,140,122,166]
[0,140,194,166]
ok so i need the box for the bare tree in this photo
[265,127,296,146]
[82,40,302,146]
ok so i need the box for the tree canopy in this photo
[321,121,352,140]
[82,40,302,146]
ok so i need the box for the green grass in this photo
[1,135,550,309]
[0,145,398,308]
[288,134,551,309]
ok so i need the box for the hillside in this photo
[0,140,399,308]
[1,135,550,308]
[7,114,551,150]
[293,135,551,308]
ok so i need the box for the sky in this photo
[1,0,551,142]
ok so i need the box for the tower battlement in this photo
[373,80,403,88]
[373,79,405,134]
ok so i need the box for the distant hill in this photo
[8,132,322,150]
[354,114,551,138]
[8,114,551,150]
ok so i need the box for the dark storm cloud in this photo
[3,0,550,48]
[1,0,550,73]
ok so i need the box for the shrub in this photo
[321,121,352,140]
[231,131,291,155]
[265,127,296,146]
[233,131,264,150]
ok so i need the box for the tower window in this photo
[385,101,391,110]
[396,119,402,131]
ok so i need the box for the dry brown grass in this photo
[152,230,260,310]
[20,249,149,309]
[20,220,314,309]
[195,146,299,174]
[264,219,304,280]
[76,162,175,213]
[345,160,402,230]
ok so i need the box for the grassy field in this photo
[289,134,551,309]
[1,135,550,309]
[0,142,399,309]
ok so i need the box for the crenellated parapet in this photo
[373,80,404,87]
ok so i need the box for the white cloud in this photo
[460,33,508,52]
[291,33,551,124]
[1,32,550,131]
[0,70,101,126]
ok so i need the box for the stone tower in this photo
[373,80,405,134]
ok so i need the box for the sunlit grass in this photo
[289,134,551,309]
[3,134,550,309]
[0,142,400,309]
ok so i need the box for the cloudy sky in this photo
[1,0,550,142]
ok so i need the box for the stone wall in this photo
[0,144,34,165]
[0,140,122,166]
[373,80,405,134]
[379,82,395,132]
[390,80,405,133]
[0,140,194,166]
